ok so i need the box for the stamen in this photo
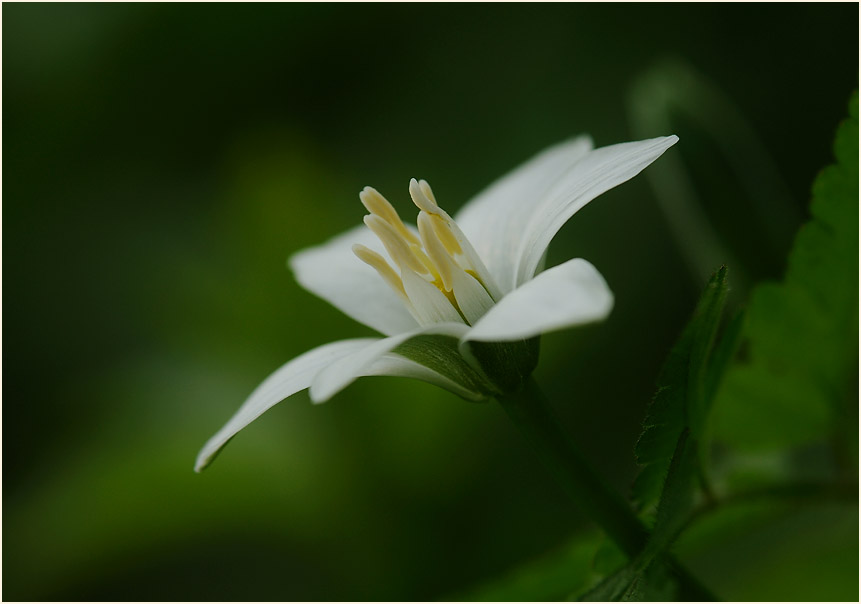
[417,212,455,291]
[418,179,437,204]
[432,210,503,301]
[352,244,408,301]
[363,215,430,276]
[359,179,503,326]
[359,187,421,246]
[410,242,442,280]
[409,178,440,214]
[427,213,463,256]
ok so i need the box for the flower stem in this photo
[496,377,647,556]
[496,377,715,600]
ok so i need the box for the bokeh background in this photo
[3,3,858,601]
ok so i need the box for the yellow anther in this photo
[364,215,429,275]
[352,244,408,300]
[417,212,455,291]
[409,242,441,280]
[409,178,439,214]
[359,179,501,326]
[427,213,463,256]
[418,179,437,204]
[359,187,421,246]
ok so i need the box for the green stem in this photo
[497,378,647,556]
[496,377,716,601]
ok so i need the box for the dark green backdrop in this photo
[3,3,858,600]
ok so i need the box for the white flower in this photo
[195,134,678,471]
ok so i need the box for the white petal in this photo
[310,323,470,403]
[290,225,420,336]
[364,354,486,401]
[463,258,613,342]
[454,136,594,294]
[195,338,377,472]
[512,136,679,288]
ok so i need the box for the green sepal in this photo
[392,334,495,400]
[462,337,540,395]
[393,333,541,399]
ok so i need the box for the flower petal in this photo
[512,136,679,288]
[364,354,486,401]
[195,338,377,472]
[310,323,471,403]
[463,258,613,342]
[454,136,594,294]
[290,225,420,336]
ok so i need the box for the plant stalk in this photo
[496,377,715,601]
[496,377,647,556]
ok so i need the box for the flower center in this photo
[353,178,502,327]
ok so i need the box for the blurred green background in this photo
[3,3,858,601]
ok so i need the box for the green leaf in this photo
[580,432,702,602]
[674,499,859,601]
[591,538,628,576]
[450,531,622,602]
[711,92,859,456]
[646,430,699,558]
[575,553,679,602]
[703,310,745,409]
[452,531,692,603]
[622,269,730,601]
[576,562,643,601]
[632,266,729,511]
